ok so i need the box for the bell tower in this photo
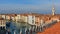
[52,6,55,16]
[52,0,55,16]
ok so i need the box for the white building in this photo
[28,15,35,25]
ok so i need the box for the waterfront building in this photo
[0,17,6,29]
[15,14,20,23]
[11,14,16,22]
[5,14,11,21]
[1,14,6,19]
[35,16,40,29]
[27,14,35,25]
[20,14,28,23]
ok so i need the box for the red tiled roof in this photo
[37,22,60,34]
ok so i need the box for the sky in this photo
[0,0,60,14]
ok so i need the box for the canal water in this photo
[0,29,6,34]
[2,20,57,34]
[6,21,36,34]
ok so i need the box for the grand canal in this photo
[6,21,37,34]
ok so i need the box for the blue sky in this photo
[0,0,60,14]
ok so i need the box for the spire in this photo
[52,0,55,16]
[52,6,55,16]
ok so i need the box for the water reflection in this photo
[6,20,57,34]
[6,21,36,34]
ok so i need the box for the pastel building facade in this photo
[20,15,28,23]
[6,15,11,20]
[1,15,6,19]
[15,14,20,22]
[0,18,6,29]
[14,14,28,23]
[35,16,41,27]
[0,13,60,30]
